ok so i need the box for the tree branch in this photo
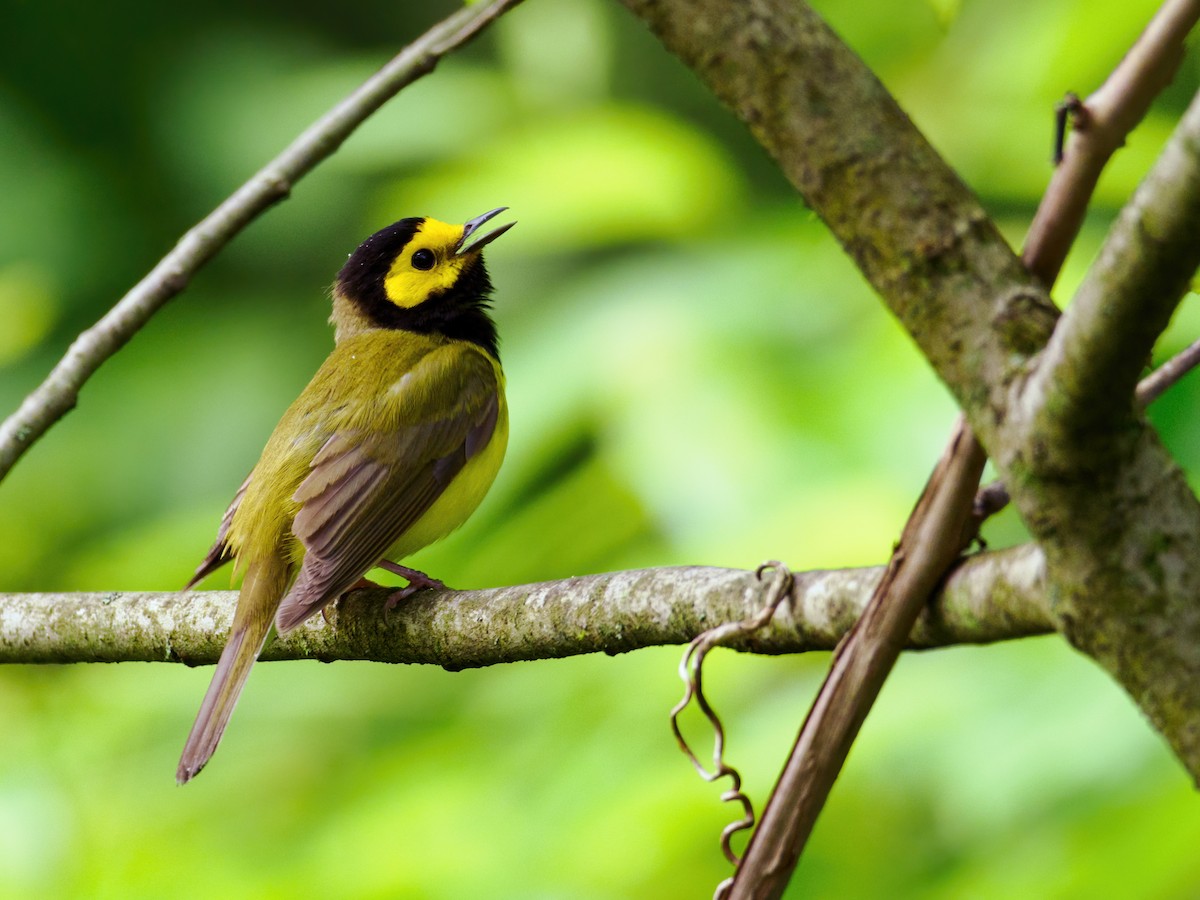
[994,83,1200,776]
[1139,336,1200,405]
[721,0,1200,877]
[737,6,1200,871]
[0,0,525,485]
[1028,86,1200,445]
[972,332,1200,531]
[1023,0,1200,284]
[730,420,986,899]
[970,0,1200,545]
[612,3,1200,894]
[0,550,1051,667]
[618,0,1057,444]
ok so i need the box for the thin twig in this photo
[0,0,526,484]
[1028,86,1200,443]
[1138,336,1200,405]
[1024,0,1200,285]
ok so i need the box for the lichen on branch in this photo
[0,550,1051,666]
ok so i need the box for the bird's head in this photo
[331,208,514,357]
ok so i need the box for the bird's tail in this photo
[176,553,288,784]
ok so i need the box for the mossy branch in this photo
[1029,87,1200,445]
[617,0,1058,447]
[0,548,1050,666]
[617,0,1200,785]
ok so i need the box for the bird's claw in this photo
[384,572,448,610]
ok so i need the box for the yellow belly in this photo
[383,400,509,562]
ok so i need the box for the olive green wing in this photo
[273,349,500,633]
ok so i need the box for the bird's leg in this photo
[376,560,449,609]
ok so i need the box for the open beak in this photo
[455,207,515,256]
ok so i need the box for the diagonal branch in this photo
[1023,0,1200,284]
[0,549,1052,666]
[729,421,985,899]
[971,0,1200,540]
[617,1,1200,895]
[1138,336,1200,405]
[618,0,1057,445]
[997,81,1200,776]
[1028,85,1200,447]
[0,0,526,485]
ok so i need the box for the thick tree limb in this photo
[618,0,1058,444]
[0,548,1051,666]
[723,2,1200,885]
[619,0,1200,782]
[971,333,1200,530]
[972,0,1200,528]
[1001,86,1200,775]
[0,0,525,484]
[614,3,1200,896]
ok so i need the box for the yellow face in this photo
[382,218,471,309]
[333,209,512,346]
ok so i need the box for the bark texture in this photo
[618,0,1200,779]
[1,550,1051,666]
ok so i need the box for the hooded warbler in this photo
[177,208,514,784]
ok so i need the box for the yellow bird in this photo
[177,208,514,783]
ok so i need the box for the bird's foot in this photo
[376,561,449,610]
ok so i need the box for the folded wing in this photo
[274,348,500,632]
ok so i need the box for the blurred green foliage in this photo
[2,0,1200,896]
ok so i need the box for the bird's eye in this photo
[411,249,436,270]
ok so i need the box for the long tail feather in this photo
[177,553,287,784]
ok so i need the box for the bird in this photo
[176,208,514,784]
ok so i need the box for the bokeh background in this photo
[3,0,1200,896]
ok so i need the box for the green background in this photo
[3,0,1200,895]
